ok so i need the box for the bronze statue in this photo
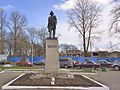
[47,11,57,38]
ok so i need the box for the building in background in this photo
[60,50,120,58]
[59,50,83,57]
[90,51,120,58]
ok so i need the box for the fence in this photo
[7,56,120,63]
[61,56,120,62]
[7,56,45,62]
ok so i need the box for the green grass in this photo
[69,68,101,73]
[0,65,36,71]
[0,65,108,73]
[101,67,107,72]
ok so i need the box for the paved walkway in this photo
[86,71,120,90]
[0,71,22,90]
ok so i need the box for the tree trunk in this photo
[83,33,88,57]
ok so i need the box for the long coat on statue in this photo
[48,15,57,32]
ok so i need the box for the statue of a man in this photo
[47,11,57,38]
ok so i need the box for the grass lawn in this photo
[69,68,102,73]
[0,65,37,71]
[0,65,108,73]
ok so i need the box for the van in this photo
[59,58,73,68]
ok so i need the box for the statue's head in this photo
[50,11,54,16]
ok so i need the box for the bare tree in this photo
[109,5,120,51]
[27,27,36,57]
[59,44,78,51]
[0,8,7,54]
[36,27,47,46]
[110,5,120,33]
[27,27,36,43]
[67,0,101,56]
[5,32,13,56]
[36,27,47,56]
[17,31,30,56]
[8,11,27,56]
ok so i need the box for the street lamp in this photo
[32,41,34,64]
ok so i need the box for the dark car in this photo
[96,60,112,68]
[59,58,73,68]
[0,60,10,65]
[34,62,45,65]
[73,60,81,67]
[33,60,45,65]
[16,61,32,67]
[76,60,100,69]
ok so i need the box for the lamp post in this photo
[32,41,34,64]
[32,39,34,64]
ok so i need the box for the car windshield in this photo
[59,59,68,62]
[83,61,95,64]
[88,61,93,64]
[59,58,72,62]
[113,60,119,63]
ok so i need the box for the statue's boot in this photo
[49,31,51,38]
[53,30,55,38]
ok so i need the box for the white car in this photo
[59,58,73,68]
[112,60,120,70]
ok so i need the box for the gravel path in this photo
[86,71,120,90]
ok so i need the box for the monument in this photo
[47,11,57,38]
[45,11,60,72]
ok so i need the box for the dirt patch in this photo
[10,73,102,87]
[10,73,51,86]
[55,75,101,87]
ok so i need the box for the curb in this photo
[2,73,109,90]
[82,75,109,90]
[0,70,5,74]
[2,73,25,89]
[71,72,99,75]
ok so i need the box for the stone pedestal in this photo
[45,38,60,72]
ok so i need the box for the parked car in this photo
[59,58,73,68]
[0,60,10,65]
[16,61,32,67]
[112,60,120,70]
[73,60,81,67]
[75,60,100,69]
[33,61,45,65]
[96,60,112,68]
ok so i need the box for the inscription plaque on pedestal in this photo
[45,38,60,72]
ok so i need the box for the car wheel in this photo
[64,65,68,69]
[114,66,120,70]
[26,65,28,67]
[77,66,81,69]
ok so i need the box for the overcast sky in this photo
[0,0,120,51]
